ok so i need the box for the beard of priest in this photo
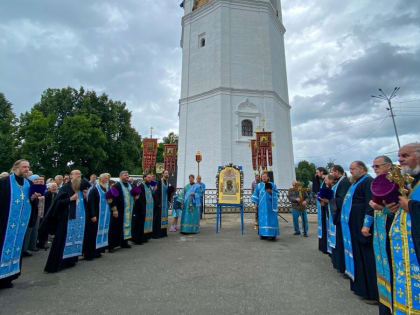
[42,170,90,273]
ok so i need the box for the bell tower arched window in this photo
[241,119,253,137]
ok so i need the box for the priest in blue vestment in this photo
[330,165,351,274]
[340,161,378,301]
[384,143,420,314]
[196,175,206,218]
[41,170,90,273]
[132,173,153,244]
[315,167,329,254]
[363,155,394,315]
[108,171,134,251]
[251,172,279,240]
[84,173,111,260]
[153,170,175,238]
[180,175,201,234]
[0,160,39,289]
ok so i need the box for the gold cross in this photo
[394,244,401,253]
[398,288,404,298]
[20,191,25,200]
[150,126,154,138]
[261,118,266,130]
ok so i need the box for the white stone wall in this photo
[178,0,295,189]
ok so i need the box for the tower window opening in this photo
[200,38,206,47]
[241,119,253,137]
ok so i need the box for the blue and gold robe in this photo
[180,183,201,234]
[0,174,31,282]
[142,182,154,235]
[95,185,111,249]
[369,207,393,312]
[62,191,86,259]
[120,182,134,240]
[341,174,369,281]
[390,179,420,314]
[251,182,279,237]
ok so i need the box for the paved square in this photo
[0,214,377,315]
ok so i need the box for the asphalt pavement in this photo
[0,214,377,315]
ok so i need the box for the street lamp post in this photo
[371,87,401,149]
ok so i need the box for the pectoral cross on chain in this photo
[20,191,25,200]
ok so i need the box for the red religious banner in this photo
[250,139,258,171]
[256,131,273,171]
[164,144,177,174]
[142,138,158,172]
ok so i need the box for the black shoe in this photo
[303,233,308,237]
[0,281,14,289]
[121,244,131,249]
[22,251,33,257]
[293,232,301,235]
[108,248,115,253]
[30,248,39,252]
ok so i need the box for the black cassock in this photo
[409,174,420,264]
[0,175,36,287]
[83,185,108,260]
[330,176,351,273]
[37,190,57,248]
[108,182,130,249]
[152,180,173,238]
[41,182,88,273]
[131,183,149,244]
[318,182,329,254]
[348,176,378,300]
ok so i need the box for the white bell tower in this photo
[177,0,295,188]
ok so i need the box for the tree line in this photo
[0,87,176,178]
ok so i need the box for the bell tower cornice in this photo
[182,0,285,35]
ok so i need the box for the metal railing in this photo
[175,188,317,214]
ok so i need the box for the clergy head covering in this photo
[29,174,40,181]
[265,182,273,190]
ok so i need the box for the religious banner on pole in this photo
[250,139,258,171]
[163,143,177,174]
[142,138,158,173]
[256,131,273,171]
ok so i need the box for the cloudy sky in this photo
[1,0,419,169]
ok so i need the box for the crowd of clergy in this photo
[299,142,419,315]
[1,142,419,315]
[0,165,206,287]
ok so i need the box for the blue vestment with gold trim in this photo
[390,181,420,314]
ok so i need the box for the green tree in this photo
[18,110,56,175]
[0,93,17,172]
[18,87,142,177]
[59,114,107,176]
[295,160,316,188]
